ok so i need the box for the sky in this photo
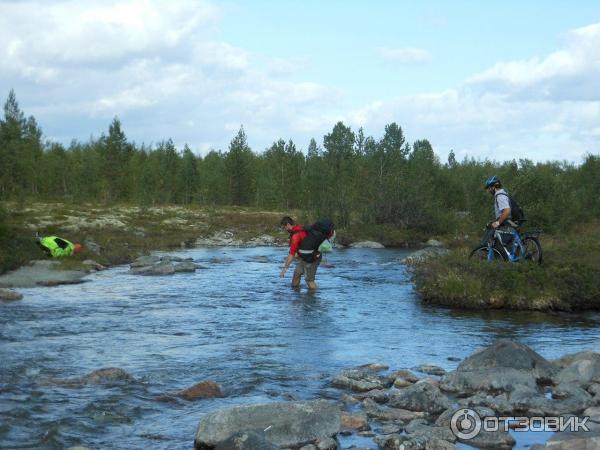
[1,0,600,162]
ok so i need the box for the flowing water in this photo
[1,247,599,449]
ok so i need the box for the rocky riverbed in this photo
[194,340,600,450]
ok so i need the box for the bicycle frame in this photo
[487,228,526,262]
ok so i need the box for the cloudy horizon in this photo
[1,0,599,162]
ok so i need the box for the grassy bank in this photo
[413,221,600,311]
[0,202,430,274]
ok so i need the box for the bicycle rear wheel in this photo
[519,236,543,264]
[469,245,506,261]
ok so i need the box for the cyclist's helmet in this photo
[484,175,500,189]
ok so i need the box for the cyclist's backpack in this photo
[297,219,335,262]
[496,192,525,222]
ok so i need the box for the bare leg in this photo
[307,280,317,290]
[292,271,302,288]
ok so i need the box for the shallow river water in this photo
[1,247,599,449]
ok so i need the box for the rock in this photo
[315,437,337,450]
[362,398,424,423]
[440,340,557,395]
[173,261,200,273]
[554,352,600,386]
[175,381,224,400]
[246,235,277,247]
[459,428,515,449]
[348,241,385,249]
[425,239,444,247]
[425,440,458,450]
[340,394,359,405]
[0,260,87,288]
[82,259,106,271]
[401,247,450,265]
[389,369,419,383]
[404,420,456,443]
[358,363,389,372]
[435,406,496,428]
[0,288,23,301]
[215,431,281,450]
[377,424,402,435]
[130,255,160,267]
[84,237,101,254]
[195,231,244,247]
[553,350,600,368]
[129,261,175,276]
[355,389,389,404]
[331,369,391,392]
[541,429,600,449]
[415,364,446,376]
[389,381,451,414]
[194,400,340,449]
[394,377,414,388]
[81,367,134,384]
[340,412,369,431]
[447,357,461,362]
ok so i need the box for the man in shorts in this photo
[279,216,320,290]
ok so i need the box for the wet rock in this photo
[389,381,451,414]
[174,261,201,272]
[348,241,385,249]
[401,247,449,265]
[0,260,87,288]
[215,431,281,450]
[0,288,23,301]
[175,380,224,400]
[459,428,515,449]
[377,424,402,435]
[362,398,424,423]
[129,261,176,276]
[358,362,389,372]
[82,367,134,384]
[340,412,369,431]
[339,394,359,405]
[447,357,461,362]
[415,364,446,376]
[194,400,340,449]
[299,445,317,450]
[436,406,496,428]
[315,437,337,450]
[404,419,456,443]
[331,369,391,392]
[440,340,557,395]
[425,440,458,450]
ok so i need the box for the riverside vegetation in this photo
[1,89,599,309]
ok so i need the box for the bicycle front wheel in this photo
[469,245,506,261]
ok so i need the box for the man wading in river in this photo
[279,216,334,290]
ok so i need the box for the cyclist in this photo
[484,176,516,246]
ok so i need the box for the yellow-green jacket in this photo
[40,236,75,257]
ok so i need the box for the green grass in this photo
[413,222,600,311]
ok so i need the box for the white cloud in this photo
[377,47,432,65]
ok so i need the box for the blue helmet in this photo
[484,175,500,189]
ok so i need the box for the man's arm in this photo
[280,253,295,278]
[492,208,511,228]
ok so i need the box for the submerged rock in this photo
[82,367,135,384]
[194,400,340,449]
[175,381,224,400]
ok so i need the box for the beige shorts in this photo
[293,258,320,282]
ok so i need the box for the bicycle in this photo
[469,221,542,264]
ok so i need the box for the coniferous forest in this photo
[1,89,599,235]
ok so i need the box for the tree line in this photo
[1,89,599,234]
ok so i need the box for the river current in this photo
[1,247,599,449]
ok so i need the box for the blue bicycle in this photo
[470,221,542,264]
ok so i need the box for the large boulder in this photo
[214,431,280,450]
[129,261,176,276]
[389,381,451,414]
[194,400,340,449]
[440,340,557,395]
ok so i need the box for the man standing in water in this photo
[279,216,318,290]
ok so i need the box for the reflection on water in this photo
[1,247,599,449]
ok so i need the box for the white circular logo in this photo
[450,408,482,440]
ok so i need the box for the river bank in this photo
[412,221,600,312]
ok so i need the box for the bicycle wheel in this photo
[519,236,543,264]
[469,245,506,261]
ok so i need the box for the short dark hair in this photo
[280,216,294,226]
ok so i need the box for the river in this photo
[1,247,599,449]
